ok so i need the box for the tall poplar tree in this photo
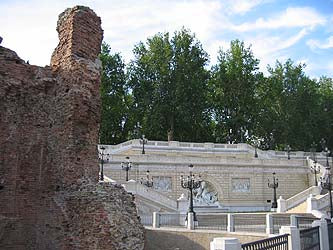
[258,60,321,150]
[128,28,212,142]
[99,43,131,144]
[210,40,262,143]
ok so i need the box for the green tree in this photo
[317,76,333,150]
[210,40,262,143]
[128,28,212,142]
[258,60,321,150]
[99,43,131,144]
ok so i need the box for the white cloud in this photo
[249,28,308,57]
[224,0,271,15]
[0,0,225,66]
[206,40,230,65]
[232,7,326,32]
[307,36,333,50]
[0,0,331,78]
[245,28,308,73]
[100,0,224,61]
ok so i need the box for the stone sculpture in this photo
[194,181,218,205]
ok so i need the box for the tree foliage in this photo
[210,40,262,143]
[128,28,212,142]
[257,60,322,150]
[99,43,131,144]
[100,30,333,151]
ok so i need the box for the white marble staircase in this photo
[277,158,332,218]
[123,180,178,212]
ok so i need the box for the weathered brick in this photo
[0,6,144,250]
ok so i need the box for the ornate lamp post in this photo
[121,156,132,181]
[311,163,321,186]
[285,145,291,160]
[254,145,258,158]
[320,138,326,152]
[311,141,317,163]
[140,170,153,187]
[226,129,233,144]
[140,134,148,154]
[268,172,279,209]
[180,164,202,221]
[98,146,110,181]
[320,138,330,168]
[253,138,259,158]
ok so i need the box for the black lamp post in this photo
[268,172,279,209]
[227,129,233,144]
[121,156,132,181]
[311,163,321,186]
[98,146,109,181]
[320,138,331,170]
[140,134,148,154]
[180,164,202,221]
[254,145,258,158]
[310,141,320,186]
[320,138,326,152]
[285,145,291,160]
[311,142,317,163]
[140,170,153,187]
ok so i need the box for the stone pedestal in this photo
[312,218,329,250]
[280,226,300,250]
[187,212,194,230]
[210,238,241,250]
[277,196,286,213]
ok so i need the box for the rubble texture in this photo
[0,6,144,250]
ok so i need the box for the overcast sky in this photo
[1,0,332,78]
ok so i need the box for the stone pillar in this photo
[266,213,274,235]
[290,215,298,227]
[177,193,189,213]
[153,212,160,228]
[312,218,329,250]
[227,214,235,232]
[187,212,194,230]
[307,194,318,213]
[168,140,179,147]
[280,226,300,250]
[277,196,286,213]
[313,186,321,195]
[210,238,241,250]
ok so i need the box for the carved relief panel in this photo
[153,176,172,192]
[232,178,250,193]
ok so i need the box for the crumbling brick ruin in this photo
[0,6,144,250]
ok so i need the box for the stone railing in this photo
[307,158,327,181]
[109,153,306,168]
[282,186,320,211]
[317,192,332,210]
[123,181,178,211]
[210,218,332,250]
[99,140,329,161]
[311,191,333,211]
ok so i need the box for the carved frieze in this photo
[232,178,250,192]
[153,176,172,192]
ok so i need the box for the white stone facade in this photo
[100,140,330,212]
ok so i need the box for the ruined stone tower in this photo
[0,6,144,250]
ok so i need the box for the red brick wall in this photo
[0,6,144,250]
